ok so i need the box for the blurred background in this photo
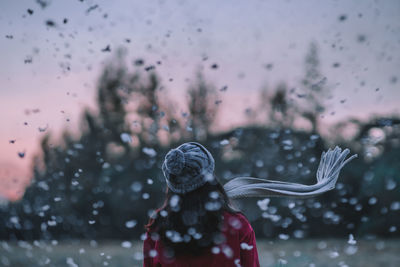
[0,0,399,266]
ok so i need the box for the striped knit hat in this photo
[162,142,215,194]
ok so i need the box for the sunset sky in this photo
[1,0,399,200]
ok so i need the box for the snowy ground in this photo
[0,239,399,267]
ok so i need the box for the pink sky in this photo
[1,0,399,200]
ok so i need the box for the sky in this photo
[0,0,399,200]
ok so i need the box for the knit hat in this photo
[162,142,215,194]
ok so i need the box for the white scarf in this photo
[224,146,357,199]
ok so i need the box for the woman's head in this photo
[146,142,236,257]
[162,142,215,194]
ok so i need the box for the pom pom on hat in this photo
[164,149,185,175]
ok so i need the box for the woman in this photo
[143,142,356,266]
[143,142,260,266]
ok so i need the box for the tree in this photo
[258,42,329,132]
[300,42,329,132]
[187,72,219,141]
[268,83,295,127]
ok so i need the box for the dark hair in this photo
[145,176,237,257]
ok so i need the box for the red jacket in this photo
[143,212,260,267]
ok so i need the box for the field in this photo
[1,239,399,267]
